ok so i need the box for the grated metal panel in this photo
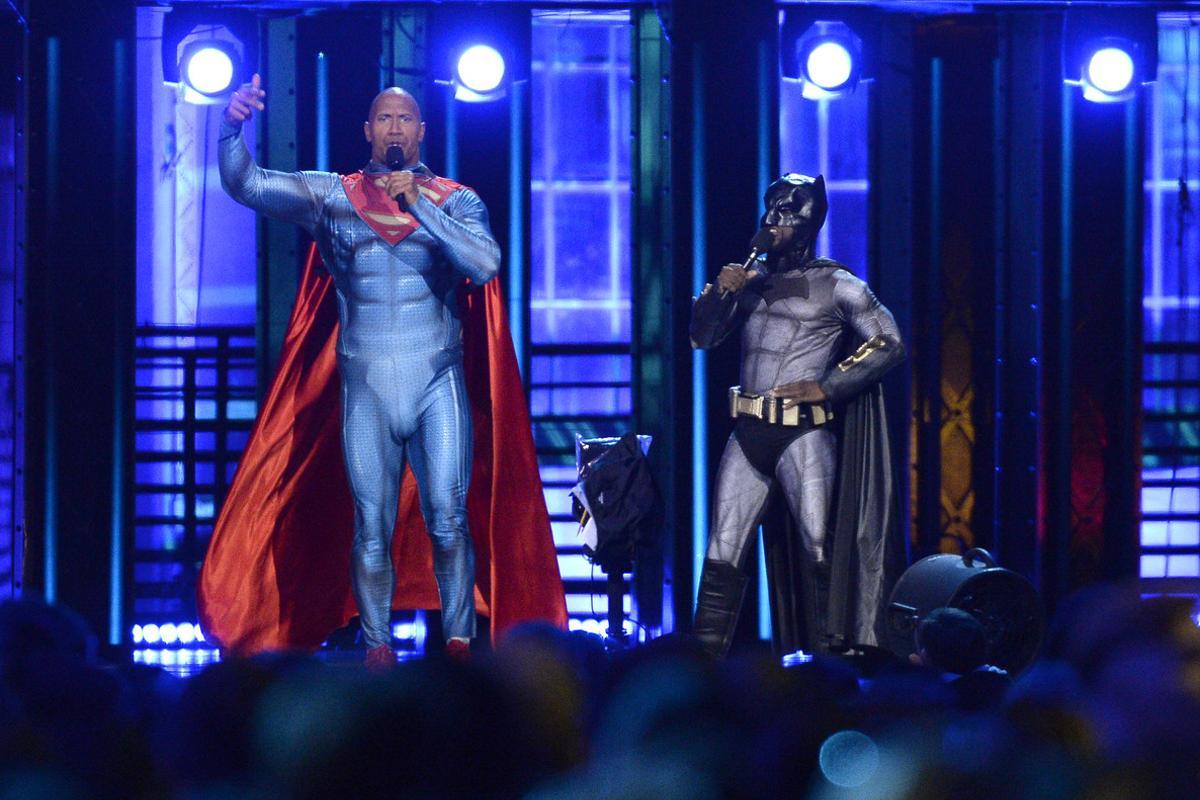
[132,325,256,624]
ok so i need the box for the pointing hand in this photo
[223,73,266,126]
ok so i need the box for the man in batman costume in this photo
[690,173,906,658]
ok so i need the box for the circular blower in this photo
[886,548,1043,674]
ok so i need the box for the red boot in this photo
[445,639,471,664]
[364,644,396,673]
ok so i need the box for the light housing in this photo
[456,44,507,98]
[1078,39,1140,103]
[782,20,866,101]
[162,11,254,107]
[179,39,240,99]
[1062,10,1157,105]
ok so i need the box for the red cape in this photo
[197,243,567,653]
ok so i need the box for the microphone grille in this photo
[385,144,405,170]
[750,228,775,253]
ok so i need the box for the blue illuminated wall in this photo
[131,6,258,643]
[779,76,871,280]
[0,98,18,600]
[136,8,258,327]
[530,10,634,633]
[1141,15,1200,586]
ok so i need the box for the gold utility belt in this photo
[729,386,833,427]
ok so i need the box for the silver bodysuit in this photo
[218,120,500,647]
[691,262,903,570]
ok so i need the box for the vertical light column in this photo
[508,79,527,376]
[444,89,458,179]
[110,37,131,645]
[756,41,772,643]
[43,36,59,603]
[11,8,28,601]
[316,52,329,172]
[691,48,708,604]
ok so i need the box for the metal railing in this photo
[132,325,256,624]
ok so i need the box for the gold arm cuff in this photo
[837,334,889,372]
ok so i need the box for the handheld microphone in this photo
[720,228,776,298]
[385,144,410,210]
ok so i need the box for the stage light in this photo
[177,623,197,645]
[166,23,245,106]
[160,623,178,645]
[142,623,161,645]
[1062,8,1157,106]
[806,41,854,92]
[1076,42,1140,103]
[1087,47,1134,93]
[445,42,513,103]
[457,45,506,94]
[783,21,865,101]
[183,45,235,96]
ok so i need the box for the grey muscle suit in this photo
[218,118,500,648]
[693,263,903,568]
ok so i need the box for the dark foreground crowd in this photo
[1,583,1199,799]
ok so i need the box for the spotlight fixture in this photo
[1062,10,1157,105]
[163,19,247,106]
[457,45,506,94]
[181,40,239,97]
[450,43,509,102]
[1076,39,1139,103]
[783,20,864,100]
[805,40,855,93]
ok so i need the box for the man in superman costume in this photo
[199,77,566,667]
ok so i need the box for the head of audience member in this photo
[491,623,609,774]
[0,600,95,677]
[255,658,541,800]
[912,608,990,676]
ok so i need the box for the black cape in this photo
[762,381,906,653]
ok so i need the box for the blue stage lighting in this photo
[171,26,243,105]
[184,46,235,95]
[782,649,814,668]
[1062,10,1155,105]
[456,45,506,95]
[1074,38,1142,104]
[806,41,854,91]
[1087,46,1134,94]
[784,21,864,101]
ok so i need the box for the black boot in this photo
[804,559,834,653]
[692,559,749,659]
